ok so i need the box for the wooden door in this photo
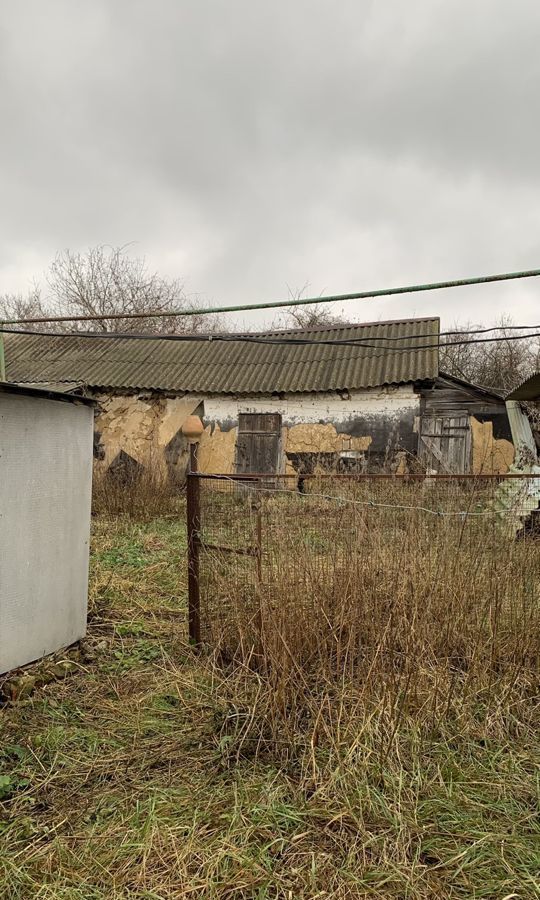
[418,415,471,473]
[235,413,282,475]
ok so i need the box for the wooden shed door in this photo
[418,415,471,473]
[235,413,282,475]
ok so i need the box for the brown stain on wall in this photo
[471,416,514,474]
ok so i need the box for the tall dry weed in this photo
[198,476,540,764]
[92,459,183,518]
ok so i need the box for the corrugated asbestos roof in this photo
[4,318,440,394]
[506,373,540,401]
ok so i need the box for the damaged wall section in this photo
[94,394,202,483]
[202,386,420,474]
[92,386,420,478]
[420,375,514,474]
[92,379,516,481]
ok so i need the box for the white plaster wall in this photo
[201,386,419,426]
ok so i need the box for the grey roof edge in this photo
[17,377,436,396]
[506,373,540,401]
[438,371,506,402]
[254,315,440,337]
[16,381,86,394]
[9,316,439,342]
[0,382,96,406]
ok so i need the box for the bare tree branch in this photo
[46,245,223,334]
[440,315,540,393]
[271,283,346,329]
[0,286,56,331]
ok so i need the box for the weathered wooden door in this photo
[235,413,282,474]
[418,415,471,473]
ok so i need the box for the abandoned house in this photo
[4,317,520,478]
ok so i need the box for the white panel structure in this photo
[0,386,94,674]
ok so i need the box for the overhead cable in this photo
[2,320,540,344]
[1,325,540,355]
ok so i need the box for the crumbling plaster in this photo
[199,387,418,473]
[470,416,514,474]
[93,388,515,478]
[94,394,200,475]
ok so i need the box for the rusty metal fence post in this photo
[186,442,201,645]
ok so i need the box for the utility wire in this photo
[1,267,540,326]
[1,324,540,355]
[2,321,540,343]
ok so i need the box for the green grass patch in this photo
[0,513,538,899]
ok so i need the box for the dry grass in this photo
[1,480,539,898]
[92,464,183,518]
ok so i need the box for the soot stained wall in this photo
[202,387,420,473]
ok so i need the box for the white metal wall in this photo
[0,393,93,674]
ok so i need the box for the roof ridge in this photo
[255,315,440,337]
[3,315,439,343]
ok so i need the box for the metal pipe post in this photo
[0,327,5,381]
[186,442,201,645]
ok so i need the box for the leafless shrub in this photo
[47,244,223,334]
[0,285,55,331]
[270,282,347,330]
[1,245,224,334]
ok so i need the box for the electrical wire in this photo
[3,320,540,343]
[1,324,539,355]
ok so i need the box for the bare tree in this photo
[273,283,346,330]
[0,286,56,331]
[46,245,222,334]
[440,316,540,394]
[283,302,345,329]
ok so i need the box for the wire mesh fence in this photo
[188,471,540,675]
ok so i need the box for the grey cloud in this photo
[1,0,540,327]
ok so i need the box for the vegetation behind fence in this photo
[189,472,540,757]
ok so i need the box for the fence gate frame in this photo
[186,443,201,645]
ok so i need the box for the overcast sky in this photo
[1,1,540,329]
